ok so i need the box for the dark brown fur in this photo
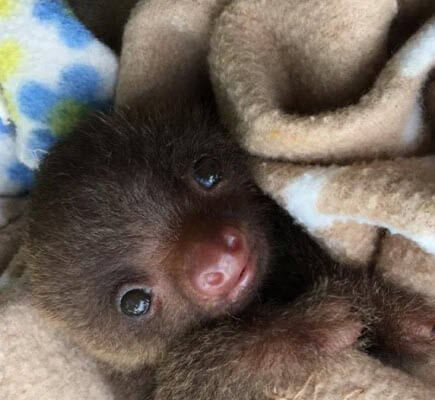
[26,102,271,368]
[25,102,435,400]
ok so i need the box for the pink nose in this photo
[188,226,250,300]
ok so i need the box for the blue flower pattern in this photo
[18,64,105,124]
[33,0,93,48]
[7,161,34,190]
[0,0,116,194]
[0,118,14,137]
[14,63,109,185]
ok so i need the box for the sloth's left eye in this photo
[119,288,152,317]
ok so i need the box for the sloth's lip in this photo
[227,252,257,302]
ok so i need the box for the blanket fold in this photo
[207,0,435,283]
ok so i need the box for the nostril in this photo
[221,227,244,252]
[203,272,225,287]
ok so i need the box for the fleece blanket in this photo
[212,0,435,263]
[207,0,435,308]
[0,0,117,200]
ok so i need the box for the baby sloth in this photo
[26,103,435,399]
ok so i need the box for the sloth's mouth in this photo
[227,252,257,302]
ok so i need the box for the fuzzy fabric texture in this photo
[116,0,231,107]
[0,278,115,400]
[210,0,435,162]
[0,0,117,197]
[262,349,435,400]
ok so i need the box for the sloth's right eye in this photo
[192,156,222,190]
[119,288,152,317]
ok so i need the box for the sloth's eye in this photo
[119,288,152,317]
[192,156,222,190]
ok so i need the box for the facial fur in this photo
[26,103,271,370]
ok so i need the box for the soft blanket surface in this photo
[0,0,117,197]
